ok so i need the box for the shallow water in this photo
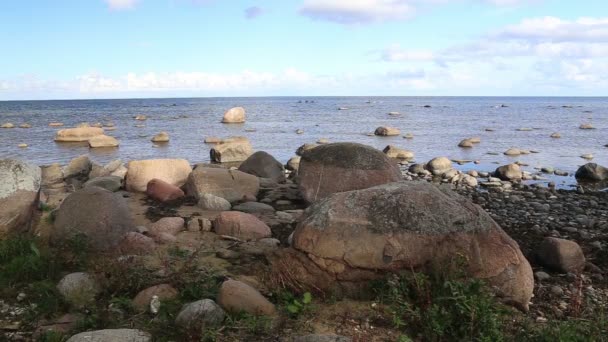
[0,97,606,186]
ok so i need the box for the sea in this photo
[1,97,607,188]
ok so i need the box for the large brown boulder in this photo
[54,127,104,142]
[271,182,533,311]
[53,187,135,251]
[238,151,285,183]
[0,159,41,238]
[146,178,185,202]
[210,140,253,163]
[297,143,401,203]
[185,167,259,203]
[126,159,192,192]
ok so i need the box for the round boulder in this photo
[297,143,401,203]
[146,178,185,202]
[53,187,135,251]
[374,126,400,136]
[151,132,170,143]
[57,272,100,308]
[222,107,246,123]
[494,163,522,181]
[575,163,608,182]
[425,157,452,176]
[272,182,533,311]
[216,279,276,316]
[213,211,271,240]
[133,284,179,312]
[238,151,286,183]
[175,299,225,331]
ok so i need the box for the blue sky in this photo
[0,0,607,100]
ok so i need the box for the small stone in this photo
[534,271,551,281]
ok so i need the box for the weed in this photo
[516,311,608,341]
[285,292,313,317]
[37,331,67,342]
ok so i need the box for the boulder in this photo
[1,123,14,128]
[133,284,179,312]
[126,159,192,192]
[41,163,64,189]
[537,238,585,273]
[84,176,123,192]
[383,145,414,160]
[88,135,119,148]
[148,217,184,237]
[287,156,301,171]
[579,123,594,129]
[198,193,232,211]
[374,126,400,136]
[118,232,156,255]
[151,132,170,143]
[296,143,319,156]
[271,182,534,311]
[204,136,222,144]
[238,151,286,183]
[216,280,276,316]
[53,187,135,251]
[425,157,452,176]
[222,107,246,123]
[146,178,185,202]
[185,167,259,203]
[135,115,147,121]
[210,140,253,163]
[63,155,92,180]
[175,299,225,331]
[66,329,151,342]
[54,127,104,142]
[494,163,522,181]
[408,163,426,174]
[57,272,100,308]
[458,139,474,148]
[550,132,561,138]
[575,163,608,182]
[298,143,401,203]
[213,212,271,240]
[0,159,41,238]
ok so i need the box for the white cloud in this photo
[104,0,140,11]
[299,0,415,24]
[381,45,435,62]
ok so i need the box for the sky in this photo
[0,0,607,100]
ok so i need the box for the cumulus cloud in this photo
[495,16,608,42]
[104,0,140,10]
[245,6,264,19]
[299,0,415,24]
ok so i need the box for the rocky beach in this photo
[0,105,607,341]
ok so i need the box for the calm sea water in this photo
[0,97,607,186]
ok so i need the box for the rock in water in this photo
[383,145,414,160]
[222,107,246,123]
[374,126,400,136]
[425,157,453,176]
[151,132,170,143]
[186,167,259,203]
[270,182,533,311]
[238,151,286,183]
[0,159,41,238]
[494,163,522,181]
[66,329,151,342]
[210,140,253,163]
[88,135,119,148]
[297,143,401,203]
[575,163,608,182]
[53,187,135,251]
[126,159,192,192]
[54,127,104,142]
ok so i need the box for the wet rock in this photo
[504,148,522,156]
[88,135,119,148]
[383,145,414,160]
[54,127,104,142]
[579,123,594,129]
[374,126,400,136]
[550,132,561,138]
[151,132,170,143]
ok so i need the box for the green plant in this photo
[285,292,313,317]
[375,269,506,342]
[37,330,67,342]
[0,236,61,288]
[516,311,608,341]
[225,312,273,335]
